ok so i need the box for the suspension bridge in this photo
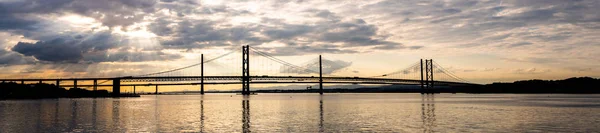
[0,45,477,96]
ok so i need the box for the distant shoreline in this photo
[158,77,600,94]
[2,77,599,100]
[0,82,139,100]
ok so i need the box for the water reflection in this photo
[421,94,436,133]
[52,100,59,131]
[242,96,251,133]
[319,95,324,132]
[3,94,599,132]
[69,100,78,131]
[200,99,204,132]
[92,99,97,131]
[35,101,41,132]
[112,100,121,132]
[155,96,161,131]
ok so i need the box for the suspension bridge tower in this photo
[421,59,434,93]
[242,45,251,95]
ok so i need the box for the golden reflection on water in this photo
[1,94,600,132]
[319,95,324,132]
[242,97,250,132]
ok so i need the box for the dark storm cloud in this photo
[0,0,158,28]
[12,38,83,62]
[0,49,34,65]
[0,14,39,31]
[11,32,122,62]
[10,32,182,63]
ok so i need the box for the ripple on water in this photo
[0,94,599,132]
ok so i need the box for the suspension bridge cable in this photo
[432,61,470,83]
[130,51,236,77]
[369,61,420,78]
[249,48,320,74]
[435,63,468,82]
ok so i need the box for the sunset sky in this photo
[1,0,599,88]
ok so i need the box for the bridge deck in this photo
[0,76,477,86]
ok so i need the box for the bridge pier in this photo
[155,85,158,94]
[74,79,77,89]
[319,55,323,95]
[420,59,424,91]
[201,54,204,95]
[112,79,120,97]
[21,80,24,84]
[93,79,97,92]
[133,86,136,94]
[56,80,60,87]
[39,80,42,84]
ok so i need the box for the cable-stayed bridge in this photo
[0,45,478,96]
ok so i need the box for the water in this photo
[1,93,599,132]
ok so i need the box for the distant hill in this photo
[471,77,600,93]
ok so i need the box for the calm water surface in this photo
[1,93,600,132]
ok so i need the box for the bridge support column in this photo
[242,45,250,95]
[21,80,24,84]
[112,79,120,97]
[319,55,323,95]
[93,79,97,92]
[429,59,434,89]
[56,80,60,87]
[39,80,42,84]
[155,85,158,94]
[133,86,136,94]
[422,59,434,93]
[420,59,424,92]
[201,54,204,95]
[74,79,77,89]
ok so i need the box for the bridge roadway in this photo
[0,76,475,86]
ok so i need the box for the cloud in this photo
[567,67,593,73]
[513,68,551,74]
[0,49,34,65]
[506,42,533,48]
[0,0,599,81]
[12,39,83,62]
[0,13,40,31]
[147,8,412,55]
[502,57,558,64]
[12,32,119,62]
[11,32,182,63]
[252,45,359,56]
[0,0,158,28]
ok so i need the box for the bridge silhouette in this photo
[0,45,476,96]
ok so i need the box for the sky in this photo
[1,0,599,87]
